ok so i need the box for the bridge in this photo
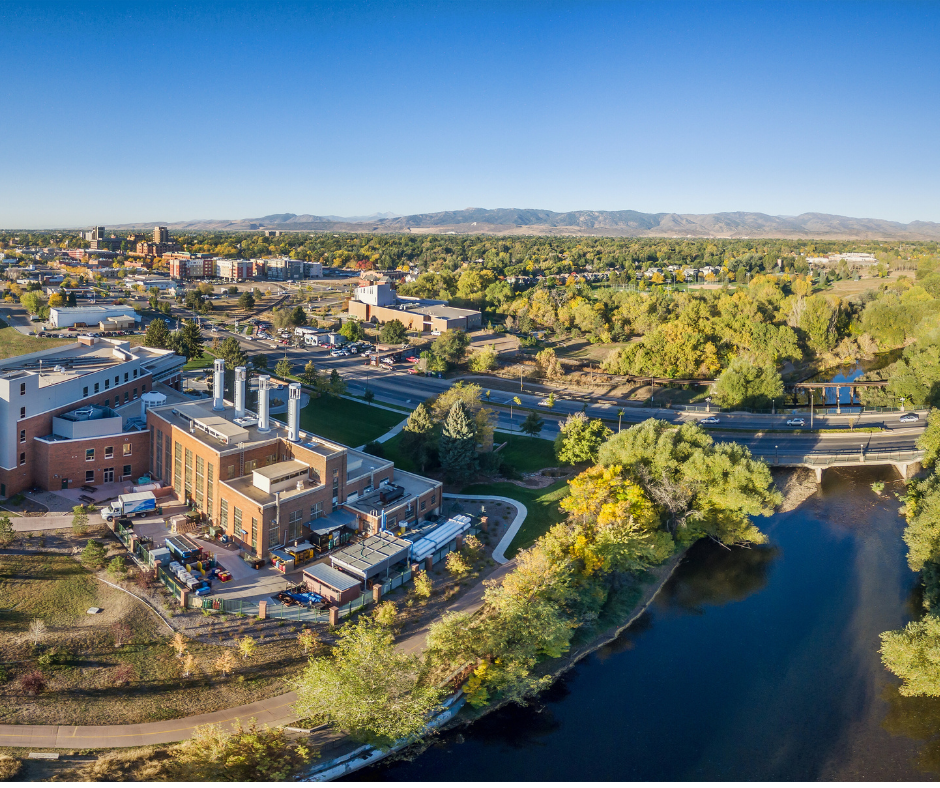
[752,447,923,483]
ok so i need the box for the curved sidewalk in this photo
[442,493,527,563]
[0,691,298,749]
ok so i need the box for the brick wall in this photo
[33,431,151,491]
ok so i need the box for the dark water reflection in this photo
[358,468,940,781]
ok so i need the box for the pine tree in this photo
[172,319,205,362]
[144,318,172,349]
[402,402,435,471]
[521,410,545,437]
[439,401,478,482]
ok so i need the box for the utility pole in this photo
[810,390,814,429]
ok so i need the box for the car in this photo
[407,367,420,374]
[786,418,806,427]
[405,356,418,363]
[900,413,920,423]
[330,349,345,357]
[430,330,442,336]
[699,416,720,425]
[538,398,554,406]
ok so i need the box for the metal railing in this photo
[756,449,924,466]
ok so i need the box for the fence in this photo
[185,594,260,617]
[755,448,923,467]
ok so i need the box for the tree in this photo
[214,650,237,677]
[275,357,293,379]
[19,291,46,315]
[431,329,471,366]
[172,320,205,362]
[598,419,780,546]
[297,628,321,656]
[144,318,172,349]
[0,515,14,548]
[329,368,346,396]
[379,319,408,344]
[364,388,375,404]
[468,345,498,373]
[48,292,65,308]
[238,635,257,661]
[919,409,940,469]
[373,600,398,628]
[217,336,247,368]
[547,391,556,409]
[445,550,470,577]
[300,360,317,386]
[712,356,784,410]
[81,540,108,568]
[339,319,365,342]
[413,570,432,599]
[431,383,496,450]
[107,556,126,580]
[292,617,444,748]
[238,291,255,309]
[520,410,545,437]
[536,348,563,379]
[251,353,268,370]
[439,401,478,482]
[72,505,89,535]
[554,412,611,465]
[401,402,435,471]
[171,631,188,659]
[881,615,940,697]
[290,305,307,327]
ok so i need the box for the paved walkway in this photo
[442,493,528,563]
[10,515,73,532]
[360,415,410,449]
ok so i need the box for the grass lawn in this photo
[461,479,570,557]
[183,350,217,371]
[0,322,71,360]
[0,553,98,629]
[494,432,556,473]
[300,395,404,447]
[381,431,416,472]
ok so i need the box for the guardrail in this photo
[755,449,923,466]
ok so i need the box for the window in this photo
[19,452,25,466]
[83,386,88,397]
[184,448,193,497]
[206,462,214,519]
[133,387,138,399]
[220,499,229,530]
[94,382,99,393]
[332,469,339,499]
[251,517,258,550]
[123,464,131,478]
[105,446,113,459]
[288,509,303,541]
[142,383,147,393]
[103,397,109,407]
[85,448,95,461]
[234,506,243,536]
[123,443,132,456]
[195,456,204,509]
[174,441,182,492]
[431,493,436,505]
[155,431,163,480]
[85,470,94,483]
[114,376,119,386]
[227,464,235,479]
[245,458,258,472]
[124,392,129,403]
[310,501,323,520]
[104,378,109,390]
[19,382,25,396]
[19,406,25,419]
[133,368,138,378]
[124,372,128,382]
[19,430,25,444]
[268,521,280,547]
[420,500,426,512]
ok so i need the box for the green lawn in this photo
[494,432,557,473]
[300,395,405,447]
[461,479,570,557]
[0,322,72,360]
[381,431,417,472]
[183,350,218,371]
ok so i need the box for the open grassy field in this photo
[0,547,311,726]
[826,274,901,300]
[494,432,557,473]
[300,395,404,447]
[183,350,218,371]
[0,322,71,360]
[461,479,569,557]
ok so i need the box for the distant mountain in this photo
[109,208,940,240]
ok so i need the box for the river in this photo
[807,349,902,407]
[358,467,940,781]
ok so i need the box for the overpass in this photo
[750,447,923,483]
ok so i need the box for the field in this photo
[826,274,902,300]
[0,322,71,360]
[299,395,404,447]
[183,350,218,371]
[0,539,311,726]
[494,432,557,473]
[461,479,569,557]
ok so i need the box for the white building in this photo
[355,282,397,307]
[50,305,140,329]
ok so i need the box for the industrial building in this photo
[49,305,140,329]
[347,281,482,333]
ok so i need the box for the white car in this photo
[330,349,345,357]
[538,398,554,407]
[900,413,920,423]
[786,418,806,427]
[699,416,720,425]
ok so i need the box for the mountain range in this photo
[109,208,940,240]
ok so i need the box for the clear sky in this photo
[2,0,939,228]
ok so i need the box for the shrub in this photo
[445,551,470,577]
[373,600,398,628]
[413,570,432,599]
[19,670,46,695]
[81,539,108,569]
[111,663,137,686]
[0,754,22,781]
[108,555,127,580]
[27,619,47,644]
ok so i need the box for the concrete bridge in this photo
[753,447,923,483]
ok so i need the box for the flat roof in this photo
[303,562,361,591]
[344,469,440,516]
[254,460,308,480]
[330,532,412,576]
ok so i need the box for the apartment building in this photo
[0,338,184,496]
[146,361,442,559]
[166,253,215,279]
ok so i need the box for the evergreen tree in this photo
[275,357,293,379]
[439,401,478,482]
[144,318,172,349]
[290,305,307,326]
[172,319,204,362]
[217,336,247,368]
[251,353,268,370]
[329,368,346,396]
[520,410,545,437]
[402,402,435,471]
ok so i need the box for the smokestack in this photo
[287,382,301,442]
[212,358,225,410]
[257,374,271,431]
[234,366,247,418]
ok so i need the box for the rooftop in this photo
[329,532,412,576]
[302,562,361,591]
[344,468,440,517]
[0,339,155,388]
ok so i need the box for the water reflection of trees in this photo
[881,684,940,776]
[657,540,780,614]
[461,679,570,749]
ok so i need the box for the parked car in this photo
[405,356,418,363]
[699,416,720,425]
[330,349,345,357]
[786,418,806,427]
[900,413,920,423]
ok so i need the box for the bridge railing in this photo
[756,449,924,467]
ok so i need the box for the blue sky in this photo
[2,0,939,227]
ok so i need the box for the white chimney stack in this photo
[257,374,271,431]
[234,366,247,418]
[212,358,225,410]
[287,382,301,442]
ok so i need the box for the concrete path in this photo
[9,515,73,532]
[443,493,528,564]
[358,416,409,449]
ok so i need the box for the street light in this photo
[775,444,778,464]
[900,396,906,413]
[706,396,712,413]
[860,442,865,462]
[618,408,624,433]
[810,390,815,429]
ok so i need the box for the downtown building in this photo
[0,338,184,497]
[145,360,441,559]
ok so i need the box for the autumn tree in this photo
[554,412,611,465]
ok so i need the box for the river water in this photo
[359,467,940,781]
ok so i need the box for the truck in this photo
[100,491,157,523]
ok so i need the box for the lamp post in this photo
[860,442,865,462]
[772,398,775,416]
[618,408,624,432]
[900,396,906,413]
[775,444,779,464]
[706,396,712,413]
[810,390,814,430]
